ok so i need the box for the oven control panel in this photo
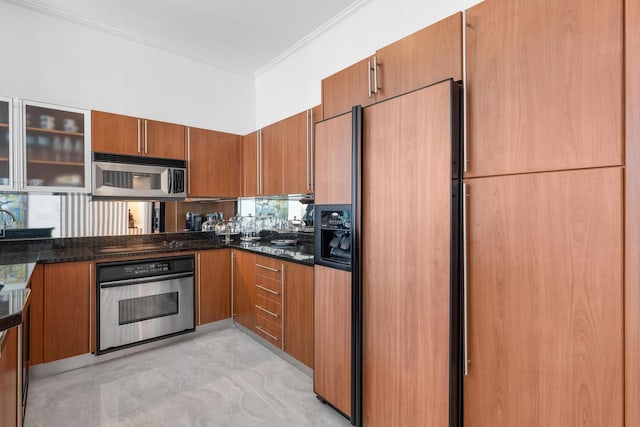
[124,262,170,276]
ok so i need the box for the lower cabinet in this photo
[283,262,313,368]
[232,250,257,331]
[42,261,93,363]
[0,326,18,427]
[254,256,284,348]
[196,249,231,325]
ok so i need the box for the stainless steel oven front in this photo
[96,255,195,354]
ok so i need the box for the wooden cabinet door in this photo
[322,56,376,121]
[282,111,310,195]
[362,81,454,427]
[242,131,259,197]
[0,326,18,427]
[284,262,313,368]
[144,119,185,160]
[314,265,351,417]
[197,250,231,325]
[465,0,623,177]
[261,121,283,196]
[232,250,256,331]
[91,110,140,156]
[188,127,241,197]
[314,112,352,205]
[464,168,623,426]
[43,261,91,362]
[376,12,462,100]
[29,264,44,366]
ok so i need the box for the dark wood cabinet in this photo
[0,326,18,427]
[232,250,256,331]
[188,127,241,198]
[314,265,351,417]
[283,262,313,368]
[463,168,623,426]
[314,112,352,205]
[92,110,185,160]
[242,131,259,197]
[43,261,92,362]
[465,0,623,177]
[196,250,231,325]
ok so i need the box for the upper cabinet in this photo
[92,110,185,160]
[314,111,352,205]
[321,13,462,121]
[187,127,241,198]
[243,107,317,197]
[23,100,91,192]
[0,96,13,190]
[465,0,623,177]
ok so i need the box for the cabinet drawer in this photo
[256,292,282,315]
[255,276,282,294]
[256,311,282,347]
[255,257,283,281]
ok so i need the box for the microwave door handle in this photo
[168,168,173,194]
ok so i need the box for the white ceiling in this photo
[8,0,364,76]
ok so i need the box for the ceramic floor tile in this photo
[24,327,351,427]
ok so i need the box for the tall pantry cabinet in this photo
[463,0,624,426]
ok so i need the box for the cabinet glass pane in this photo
[0,100,9,185]
[25,104,85,188]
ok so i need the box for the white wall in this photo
[0,1,255,135]
[255,0,482,127]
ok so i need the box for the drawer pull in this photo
[255,284,280,295]
[256,325,279,341]
[256,304,279,318]
[256,263,279,272]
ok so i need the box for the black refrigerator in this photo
[314,78,463,427]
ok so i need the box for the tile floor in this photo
[25,327,351,427]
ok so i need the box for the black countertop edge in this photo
[0,288,30,334]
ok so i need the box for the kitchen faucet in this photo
[0,209,16,238]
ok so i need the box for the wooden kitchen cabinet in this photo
[43,261,92,362]
[314,265,351,417]
[187,127,241,197]
[242,131,259,197]
[92,110,185,160]
[314,112,352,205]
[0,326,18,427]
[283,262,313,368]
[231,250,256,331]
[322,56,375,121]
[282,110,311,195]
[260,121,284,196]
[196,250,231,326]
[254,256,283,348]
[28,264,44,366]
[464,167,623,426]
[465,0,623,177]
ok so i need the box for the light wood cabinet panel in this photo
[362,82,453,427]
[314,112,352,205]
[284,263,313,368]
[314,265,351,417]
[197,250,231,325]
[0,326,18,427]
[322,56,374,121]
[376,12,462,100]
[465,0,623,176]
[28,264,44,366]
[43,261,92,362]
[261,121,283,196]
[144,119,185,160]
[188,127,241,197]
[242,131,259,197]
[232,250,256,331]
[91,110,140,156]
[282,111,310,195]
[626,1,640,425]
[464,168,623,426]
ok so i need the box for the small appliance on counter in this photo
[185,212,202,231]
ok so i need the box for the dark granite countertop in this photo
[0,288,30,338]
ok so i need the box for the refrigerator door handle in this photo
[463,182,470,376]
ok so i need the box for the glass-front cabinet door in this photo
[0,96,12,190]
[22,100,91,192]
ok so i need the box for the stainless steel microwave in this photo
[92,152,186,200]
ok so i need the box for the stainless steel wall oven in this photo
[96,255,195,354]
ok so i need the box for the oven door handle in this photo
[99,272,194,289]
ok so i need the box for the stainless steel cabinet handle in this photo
[281,263,285,350]
[367,59,373,98]
[88,263,93,353]
[197,253,201,325]
[256,325,279,341]
[231,252,235,317]
[373,54,379,94]
[255,284,280,295]
[463,10,469,173]
[258,129,263,195]
[310,108,315,191]
[256,263,279,272]
[187,127,191,194]
[144,120,148,154]
[137,119,141,153]
[306,109,311,191]
[255,304,279,318]
[463,182,470,375]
